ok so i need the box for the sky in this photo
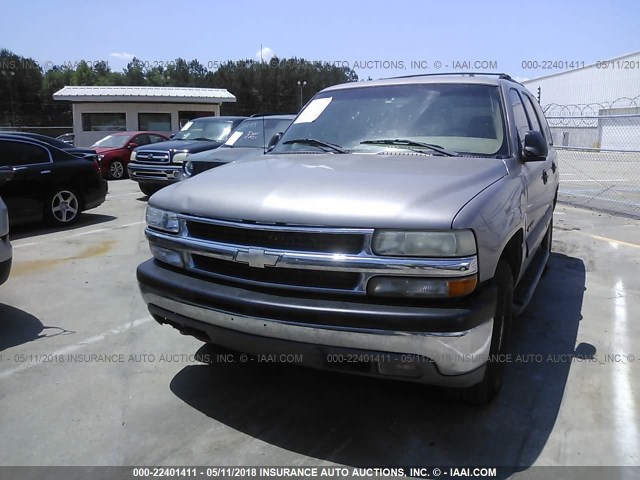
[2,0,640,82]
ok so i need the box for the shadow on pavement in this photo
[9,214,117,241]
[169,252,586,476]
[0,304,44,351]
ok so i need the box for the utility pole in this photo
[297,80,307,110]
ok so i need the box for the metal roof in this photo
[53,86,236,103]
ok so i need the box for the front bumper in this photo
[137,259,497,386]
[127,162,183,184]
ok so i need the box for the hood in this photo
[93,147,121,154]
[135,139,221,154]
[151,152,508,229]
[187,147,263,164]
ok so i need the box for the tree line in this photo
[0,49,359,128]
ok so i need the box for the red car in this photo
[91,131,170,179]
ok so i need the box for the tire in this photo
[44,188,82,226]
[139,183,161,196]
[451,259,514,405]
[107,160,126,180]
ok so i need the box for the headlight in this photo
[368,275,477,298]
[172,152,188,164]
[146,206,179,233]
[183,161,194,178]
[130,151,137,161]
[372,230,476,257]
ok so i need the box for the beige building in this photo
[53,86,236,147]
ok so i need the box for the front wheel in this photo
[44,188,81,226]
[451,259,514,404]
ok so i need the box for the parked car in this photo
[182,114,296,178]
[0,170,12,286]
[0,135,108,226]
[5,132,97,159]
[56,133,75,146]
[137,73,558,404]
[91,131,171,180]
[127,116,246,196]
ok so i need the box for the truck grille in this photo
[191,255,361,290]
[190,161,225,176]
[135,150,170,163]
[186,220,365,254]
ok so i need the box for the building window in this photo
[81,113,126,132]
[138,113,172,132]
[178,111,215,129]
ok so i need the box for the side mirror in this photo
[522,131,548,161]
[0,168,14,185]
[170,133,176,139]
[127,142,138,149]
[267,132,283,151]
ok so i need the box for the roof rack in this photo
[383,72,519,83]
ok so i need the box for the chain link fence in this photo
[544,96,640,218]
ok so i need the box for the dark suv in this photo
[127,116,246,195]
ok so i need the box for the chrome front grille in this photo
[185,219,365,254]
[146,215,479,295]
[135,150,170,163]
[191,254,361,290]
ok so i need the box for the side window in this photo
[509,89,531,147]
[0,141,50,167]
[149,134,167,144]
[522,93,542,134]
[530,96,554,145]
[134,134,151,146]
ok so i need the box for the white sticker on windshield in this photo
[225,131,243,146]
[293,97,332,124]
[180,121,193,131]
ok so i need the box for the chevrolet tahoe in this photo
[136,73,559,403]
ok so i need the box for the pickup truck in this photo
[137,73,559,403]
[127,116,246,195]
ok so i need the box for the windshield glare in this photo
[224,118,293,148]
[91,134,128,149]
[174,120,234,141]
[274,84,507,156]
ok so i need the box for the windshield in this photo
[273,83,507,156]
[224,118,293,148]
[174,119,234,141]
[91,134,129,149]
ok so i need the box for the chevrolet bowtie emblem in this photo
[235,248,281,269]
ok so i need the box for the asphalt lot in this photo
[0,179,639,476]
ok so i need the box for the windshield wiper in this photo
[360,139,458,157]
[282,138,348,153]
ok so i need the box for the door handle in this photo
[541,170,548,185]
[41,170,52,174]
